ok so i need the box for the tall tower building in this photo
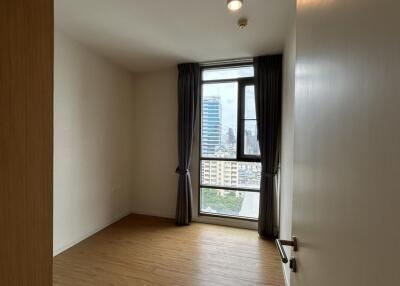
[201,96,221,156]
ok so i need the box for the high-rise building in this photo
[201,159,261,191]
[244,128,260,155]
[201,96,221,156]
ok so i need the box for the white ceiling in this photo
[55,0,293,72]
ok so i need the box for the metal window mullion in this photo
[202,77,254,84]
[198,212,258,222]
[199,185,260,193]
[238,79,245,160]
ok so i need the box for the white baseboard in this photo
[193,215,257,230]
[130,209,175,219]
[282,263,290,286]
[53,210,131,256]
[130,210,258,231]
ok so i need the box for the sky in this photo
[202,81,256,136]
[203,82,238,134]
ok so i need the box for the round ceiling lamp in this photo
[227,0,243,11]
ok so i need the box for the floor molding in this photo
[130,209,175,219]
[194,215,257,230]
[282,263,290,286]
[53,210,131,256]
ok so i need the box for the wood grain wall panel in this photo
[0,1,53,285]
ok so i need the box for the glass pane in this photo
[244,120,260,156]
[201,160,261,190]
[245,85,256,119]
[203,66,254,81]
[201,83,238,158]
[201,188,259,219]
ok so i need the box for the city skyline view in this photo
[200,67,261,219]
[201,83,260,158]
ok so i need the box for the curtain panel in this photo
[254,55,282,238]
[175,63,200,225]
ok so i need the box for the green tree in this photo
[201,189,244,215]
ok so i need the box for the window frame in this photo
[238,79,260,161]
[198,63,261,222]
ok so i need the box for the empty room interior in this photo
[1,0,400,286]
[52,1,294,285]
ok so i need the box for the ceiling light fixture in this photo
[227,0,243,11]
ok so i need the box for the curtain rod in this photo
[199,57,253,67]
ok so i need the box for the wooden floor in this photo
[53,214,284,286]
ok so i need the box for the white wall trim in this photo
[282,263,290,286]
[131,209,258,230]
[131,209,175,219]
[194,215,258,230]
[53,210,131,256]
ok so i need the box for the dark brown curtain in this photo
[254,55,282,238]
[175,63,200,225]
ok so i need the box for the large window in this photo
[199,64,261,220]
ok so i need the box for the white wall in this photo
[130,69,179,218]
[280,21,296,286]
[53,31,136,255]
